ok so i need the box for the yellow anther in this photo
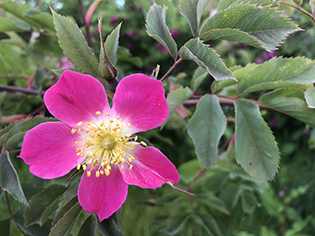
[96,171,100,177]
[87,171,91,177]
[105,169,110,176]
[77,163,81,170]
[130,164,133,170]
[95,111,101,115]
[128,158,133,163]
[75,141,79,146]
[127,123,131,128]
[110,120,114,123]
[126,133,132,137]
[106,113,110,116]
[77,121,83,126]
[100,170,104,175]
[121,165,124,169]
[76,148,81,153]
[134,136,138,141]
[78,127,81,132]
[140,141,147,147]
[130,148,134,151]
[82,165,87,170]
[71,128,76,134]
[116,117,120,120]
[107,165,111,171]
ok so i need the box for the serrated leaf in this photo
[53,197,79,227]
[0,151,27,206]
[51,9,99,78]
[259,89,315,128]
[78,215,97,236]
[217,0,276,12]
[24,184,66,226]
[105,22,122,66]
[0,218,10,236]
[97,215,124,236]
[179,38,235,81]
[146,3,178,60]
[235,100,280,181]
[195,213,223,236]
[237,57,315,94]
[187,95,226,169]
[200,3,300,51]
[305,87,315,109]
[49,202,83,236]
[241,190,257,214]
[4,116,57,150]
[179,0,210,37]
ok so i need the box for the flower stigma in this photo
[72,111,147,177]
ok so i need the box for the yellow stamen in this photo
[140,141,147,147]
[77,121,83,126]
[95,111,101,115]
[71,128,76,134]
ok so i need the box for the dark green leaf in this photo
[235,100,280,181]
[219,183,241,210]
[237,57,315,94]
[24,184,66,226]
[0,218,10,236]
[187,95,226,169]
[78,215,97,236]
[195,195,230,215]
[163,213,191,235]
[305,87,315,109]
[146,3,178,60]
[97,215,124,236]
[259,89,315,128]
[0,151,27,205]
[179,38,235,81]
[53,197,79,227]
[49,202,83,236]
[191,67,208,93]
[259,183,283,218]
[105,22,122,66]
[179,0,210,37]
[241,190,257,214]
[51,9,100,78]
[195,213,222,236]
[200,3,300,51]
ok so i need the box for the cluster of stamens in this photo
[71,111,147,177]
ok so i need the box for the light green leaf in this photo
[51,9,99,78]
[24,184,66,227]
[105,22,122,66]
[217,0,276,12]
[146,3,178,60]
[200,3,300,51]
[187,95,226,169]
[259,183,283,219]
[260,226,278,236]
[259,89,315,128]
[78,215,97,236]
[49,202,83,236]
[235,100,280,181]
[195,213,223,236]
[305,87,315,109]
[237,57,315,94]
[219,183,241,210]
[0,151,27,206]
[191,67,208,93]
[97,215,124,236]
[0,18,31,32]
[179,0,210,37]
[178,159,203,184]
[241,190,257,214]
[179,38,235,81]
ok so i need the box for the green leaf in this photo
[97,215,124,236]
[191,67,208,93]
[219,183,241,210]
[105,22,122,66]
[200,3,300,51]
[51,9,100,78]
[187,95,226,169]
[217,0,276,12]
[49,202,83,236]
[237,57,315,94]
[305,87,315,109]
[260,226,278,236]
[78,215,97,236]
[195,213,223,236]
[259,183,283,219]
[0,218,10,236]
[24,184,66,226]
[179,0,210,37]
[178,159,203,184]
[195,195,230,215]
[0,17,31,32]
[241,190,257,214]
[179,38,235,81]
[163,213,191,235]
[0,151,27,205]
[259,89,315,128]
[146,3,178,60]
[53,197,79,227]
[234,100,280,181]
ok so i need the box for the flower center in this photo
[71,111,146,178]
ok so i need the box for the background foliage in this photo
[1,0,315,235]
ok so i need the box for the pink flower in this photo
[19,71,179,221]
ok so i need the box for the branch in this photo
[160,58,183,82]
[78,0,92,47]
[280,0,315,23]
[0,84,43,95]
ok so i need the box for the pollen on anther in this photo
[127,123,131,128]
[77,163,81,170]
[130,164,133,170]
[77,121,83,126]
[140,141,147,147]
[106,113,110,116]
[87,171,91,177]
[75,141,79,146]
[96,171,100,177]
[71,128,76,134]
[95,111,101,115]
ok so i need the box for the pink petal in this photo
[112,74,168,133]
[120,145,179,188]
[78,167,128,221]
[19,122,84,179]
[44,70,110,127]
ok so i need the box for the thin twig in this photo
[160,58,183,82]
[5,192,13,219]
[0,84,43,95]
[280,0,315,23]
[78,0,92,47]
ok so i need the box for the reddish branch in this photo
[280,0,315,23]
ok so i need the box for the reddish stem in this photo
[160,58,183,81]
[280,0,315,23]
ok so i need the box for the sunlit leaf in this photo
[179,0,210,37]
[187,95,226,169]
[305,87,315,109]
[146,3,178,60]
[0,151,27,206]
[51,9,100,78]
[235,100,280,181]
[105,22,122,66]
[200,3,300,51]
[217,0,276,12]
[179,38,235,81]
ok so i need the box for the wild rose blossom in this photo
[19,71,179,221]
